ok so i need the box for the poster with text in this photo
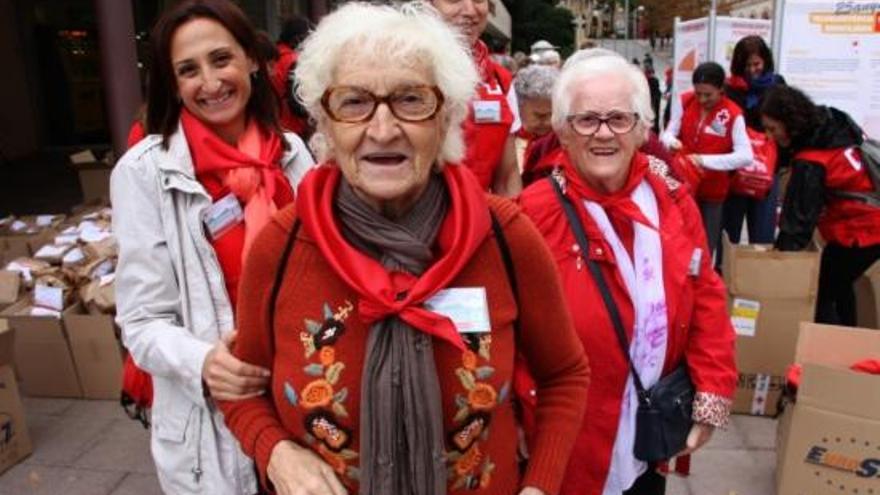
[714,17,772,68]
[778,0,880,137]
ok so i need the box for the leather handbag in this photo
[549,176,695,462]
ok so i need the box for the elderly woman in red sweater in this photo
[518,51,737,495]
[219,3,590,495]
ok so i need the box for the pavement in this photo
[0,397,777,495]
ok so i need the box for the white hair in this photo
[514,65,559,101]
[294,2,478,165]
[552,49,654,132]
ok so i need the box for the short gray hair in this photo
[552,49,654,132]
[514,65,559,101]
[294,2,478,165]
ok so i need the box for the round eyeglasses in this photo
[566,111,640,137]
[320,85,445,123]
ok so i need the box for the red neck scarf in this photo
[182,109,292,254]
[515,127,536,141]
[296,164,491,350]
[560,151,655,229]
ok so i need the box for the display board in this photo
[672,17,771,108]
[777,0,880,137]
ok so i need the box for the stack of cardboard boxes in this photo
[0,205,123,400]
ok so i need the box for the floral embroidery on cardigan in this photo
[447,333,509,490]
[285,300,359,483]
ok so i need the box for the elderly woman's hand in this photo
[675,422,715,457]
[202,330,270,400]
[268,441,348,495]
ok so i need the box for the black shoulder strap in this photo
[490,210,520,337]
[490,210,521,338]
[547,177,648,397]
[268,220,301,334]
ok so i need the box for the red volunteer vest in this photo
[795,146,880,247]
[462,62,515,190]
[678,92,743,202]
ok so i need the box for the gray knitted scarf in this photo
[335,174,449,495]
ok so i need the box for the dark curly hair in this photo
[760,85,821,149]
[730,35,774,78]
[146,0,287,149]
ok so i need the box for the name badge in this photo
[473,100,502,124]
[424,287,491,334]
[688,248,703,277]
[203,193,244,240]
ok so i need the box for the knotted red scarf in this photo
[559,150,656,229]
[182,109,293,305]
[296,164,491,350]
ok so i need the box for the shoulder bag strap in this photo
[490,210,520,338]
[268,220,301,334]
[547,177,648,398]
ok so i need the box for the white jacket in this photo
[112,125,314,494]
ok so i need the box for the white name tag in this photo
[688,248,702,276]
[203,194,244,240]
[424,287,491,334]
[473,100,502,124]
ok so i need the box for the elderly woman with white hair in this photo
[219,3,590,495]
[513,65,558,172]
[518,50,737,495]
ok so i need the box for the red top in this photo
[678,91,744,203]
[462,41,515,190]
[795,147,880,247]
[219,172,591,495]
[519,153,737,494]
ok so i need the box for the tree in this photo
[505,0,575,56]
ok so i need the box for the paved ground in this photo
[0,397,776,495]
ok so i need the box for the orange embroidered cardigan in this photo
[219,195,590,495]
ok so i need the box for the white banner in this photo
[713,17,772,68]
[672,18,709,106]
[778,0,880,137]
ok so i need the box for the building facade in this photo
[0,0,329,162]
[722,0,772,19]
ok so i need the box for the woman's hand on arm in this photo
[202,330,271,400]
[268,441,348,495]
[493,136,524,197]
[518,487,546,495]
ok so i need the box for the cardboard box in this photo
[776,323,880,495]
[0,300,82,398]
[855,261,880,329]
[722,237,821,416]
[0,319,33,474]
[69,152,113,204]
[63,309,123,399]
[0,272,20,310]
[0,365,32,474]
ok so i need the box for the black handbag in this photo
[549,176,695,462]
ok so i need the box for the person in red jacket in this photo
[661,62,753,257]
[761,85,880,325]
[431,0,523,197]
[219,4,590,495]
[271,16,312,137]
[519,50,737,495]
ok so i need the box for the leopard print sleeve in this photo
[692,391,733,428]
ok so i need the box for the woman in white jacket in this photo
[111,1,313,493]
